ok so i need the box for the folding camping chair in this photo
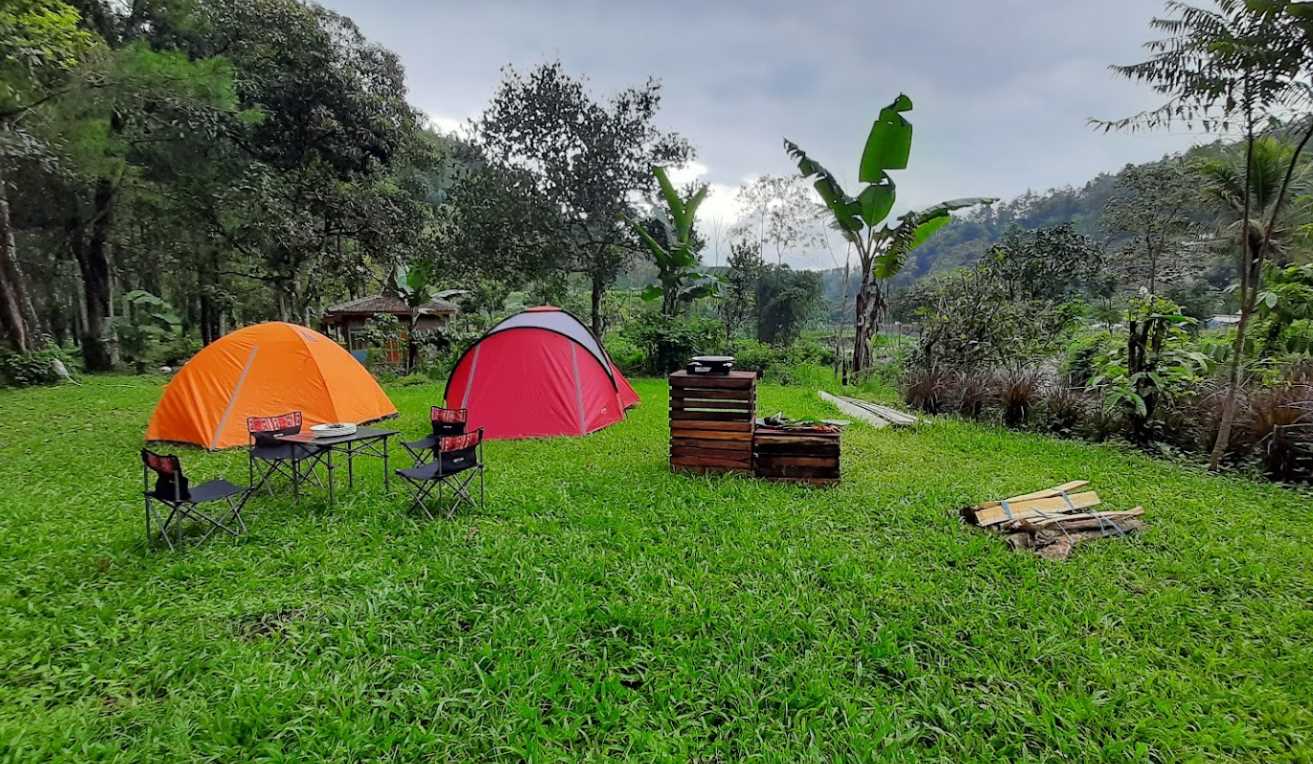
[400,406,468,465]
[247,411,327,498]
[141,449,249,549]
[395,428,485,519]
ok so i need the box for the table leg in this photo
[326,447,335,509]
[347,441,355,489]
[383,436,390,493]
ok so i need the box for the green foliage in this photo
[0,0,95,116]
[755,265,821,346]
[630,165,718,316]
[602,334,644,375]
[620,313,721,374]
[0,345,69,386]
[112,290,184,370]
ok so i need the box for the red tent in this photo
[444,307,639,439]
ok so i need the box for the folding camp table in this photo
[271,426,399,509]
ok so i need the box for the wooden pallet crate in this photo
[752,425,840,485]
[669,370,756,474]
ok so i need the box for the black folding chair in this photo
[247,411,327,499]
[400,406,468,465]
[141,449,248,549]
[395,428,485,519]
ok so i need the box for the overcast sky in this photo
[321,0,1207,268]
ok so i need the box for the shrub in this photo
[604,335,645,375]
[623,314,721,374]
[1241,381,1313,480]
[731,339,779,375]
[948,370,990,420]
[902,367,949,414]
[993,367,1043,427]
[0,346,72,387]
[1039,385,1090,437]
[1062,330,1117,385]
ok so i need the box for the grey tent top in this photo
[485,308,611,373]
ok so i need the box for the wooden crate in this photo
[753,425,840,485]
[669,370,756,474]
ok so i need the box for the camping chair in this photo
[401,406,468,465]
[141,449,248,549]
[247,411,327,498]
[395,428,485,519]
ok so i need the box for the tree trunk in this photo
[590,272,604,339]
[74,180,116,371]
[852,277,876,375]
[0,164,38,352]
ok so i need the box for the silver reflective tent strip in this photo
[460,344,481,408]
[570,344,586,434]
[210,345,259,450]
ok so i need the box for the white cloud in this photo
[424,112,472,138]
[665,160,709,186]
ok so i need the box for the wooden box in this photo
[668,370,757,474]
[752,425,840,485]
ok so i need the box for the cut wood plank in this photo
[670,455,752,469]
[670,410,753,422]
[970,491,1101,527]
[670,428,752,442]
[1035,519,1145,560]
[671,437,753,452]
[670,398,755,411]
[670,388,755,401]
[669,373,755,390]
[671,446,752,461]
[1017,507,1144,530]
[754,455,837,469]
[669,420,753,432]
[978,480,1089,510]
[850,400,917,426]
[819,391,889,428]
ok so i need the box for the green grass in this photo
[1,375,1311,761]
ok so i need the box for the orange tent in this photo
[145,322,397,449]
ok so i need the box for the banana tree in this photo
[785,94,994,373]
[389,262,467,372]
[629,166,720,317]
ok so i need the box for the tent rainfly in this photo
[145,322,397,449]
[443,306,639,440]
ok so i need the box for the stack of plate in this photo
[311,422,357,438]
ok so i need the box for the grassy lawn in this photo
[1,375,1311,761]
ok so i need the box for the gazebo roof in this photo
[322,294,460,324]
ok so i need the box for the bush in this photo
[0,347,71,387]
[902,367,949,414]
[604,335,645,375]
[1240,380,1313,480]
[730,339,779,375]
[993,367,1043,427]
[1061,330,1117,385]
[948,370,990,420]
[1039,385,1091,437]
[623,314,721,374]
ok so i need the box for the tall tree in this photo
[476,62,692,337]
[1102,159,1205,294]
[1103,0,1309,469]
[0,0,94,351]
[785,94,993,374]
[732,174,824,266]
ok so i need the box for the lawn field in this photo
[1,375,1311,761]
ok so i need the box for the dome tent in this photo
[146,322,396,450]
[443,306,639,440]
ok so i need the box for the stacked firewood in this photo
[960,481,1144,561]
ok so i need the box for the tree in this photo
[732,174,824,266]
[0,0,94,351]
[476,62,692,337]
[1103,159,1206,294]
[756,265,820,346]
[982,224,1104,301]
[388,262,465,372]
[1104,0,1310,469]
[719,241,762,346]
[629,166,718,317]
[785,94,993,374]
[1196,135,1311,266]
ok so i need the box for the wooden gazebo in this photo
[321,294,460,357]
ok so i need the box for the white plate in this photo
[311,423,357,437]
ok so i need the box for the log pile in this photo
[668,370,756,474]
[960,481,1144,560]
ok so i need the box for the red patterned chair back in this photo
[141,448,190,500]
[247,411,303,446]
[437,428,482,473]
[430,406,468,438]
